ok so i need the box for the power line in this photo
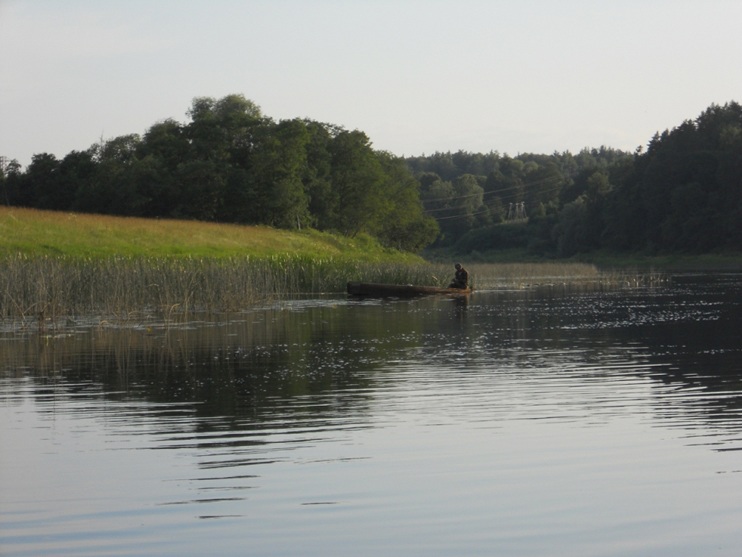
[433,208,492,222]
[421,174,564,214]
[422,180,564,215]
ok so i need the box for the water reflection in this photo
[2,274,742,556]
[2,276,742,438]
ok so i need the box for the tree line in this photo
[0,94,438,252]
[407,101,741,255]
[1,97,740,256]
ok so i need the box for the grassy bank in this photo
[0,206,419,261]
[0,207,435,322]
[0,207,673,326]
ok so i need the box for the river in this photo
[1,273,741,556]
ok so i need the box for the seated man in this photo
[448,263,469,289]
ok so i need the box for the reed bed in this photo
[0,254,440,325]
[466,262,667,290]
[0,254,662,330]
[467,262,601,288]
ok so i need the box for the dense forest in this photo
[1,96,740,256]
[409,101,741,256]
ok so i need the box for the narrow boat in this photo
[347,281,472,298]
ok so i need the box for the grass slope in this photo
[0,207,420,262]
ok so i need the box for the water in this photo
[2,273,742,556]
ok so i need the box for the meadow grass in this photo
[0,206,417,261]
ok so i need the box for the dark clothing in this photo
[449,266,469,289]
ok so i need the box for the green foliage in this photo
[613,101,742,253]
[373,154,439,252]
[6,98,741,257]
[248,118,311,228]
[409,102,742,256]
[326,130,387,235]
[6,95,435,253]
[454,223,532,254]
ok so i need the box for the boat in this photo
[347,281,472,298]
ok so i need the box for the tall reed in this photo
[1,255,658,328]
[0,255,445,324]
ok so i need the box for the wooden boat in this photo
[347,281,472,298]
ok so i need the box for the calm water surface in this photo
[2,273,742,556]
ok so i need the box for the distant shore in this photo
[425,247,742,272]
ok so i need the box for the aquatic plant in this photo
[0,253,661,331]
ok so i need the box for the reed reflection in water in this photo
[1,273,742,556]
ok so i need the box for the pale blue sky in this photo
[2,0,741,167]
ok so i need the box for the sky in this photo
[1,0,741,168]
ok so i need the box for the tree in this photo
[85,134,143,215]
[248,119,311,228]
[421,175,455,243]
[327,130,386,236]
[601,158,645,251]
[186,94,264,165]
[522,160,563,216]
[374,153,439,251]
[174,160,226,220]
[553,196,588,256]
[447,174,485,237]
[139,119,190,167]
[131,119,191,216]
[302,120,336,230]
[0,158,23,206]
[1,93,444,251]
[59,150,96,212]
[25,153,61,210]
[713,104,742,249]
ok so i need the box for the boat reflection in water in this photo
[347,280,472,297]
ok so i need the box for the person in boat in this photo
[448,263,469,289]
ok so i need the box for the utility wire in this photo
[421,175,564,214]
[422,181,564,216]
